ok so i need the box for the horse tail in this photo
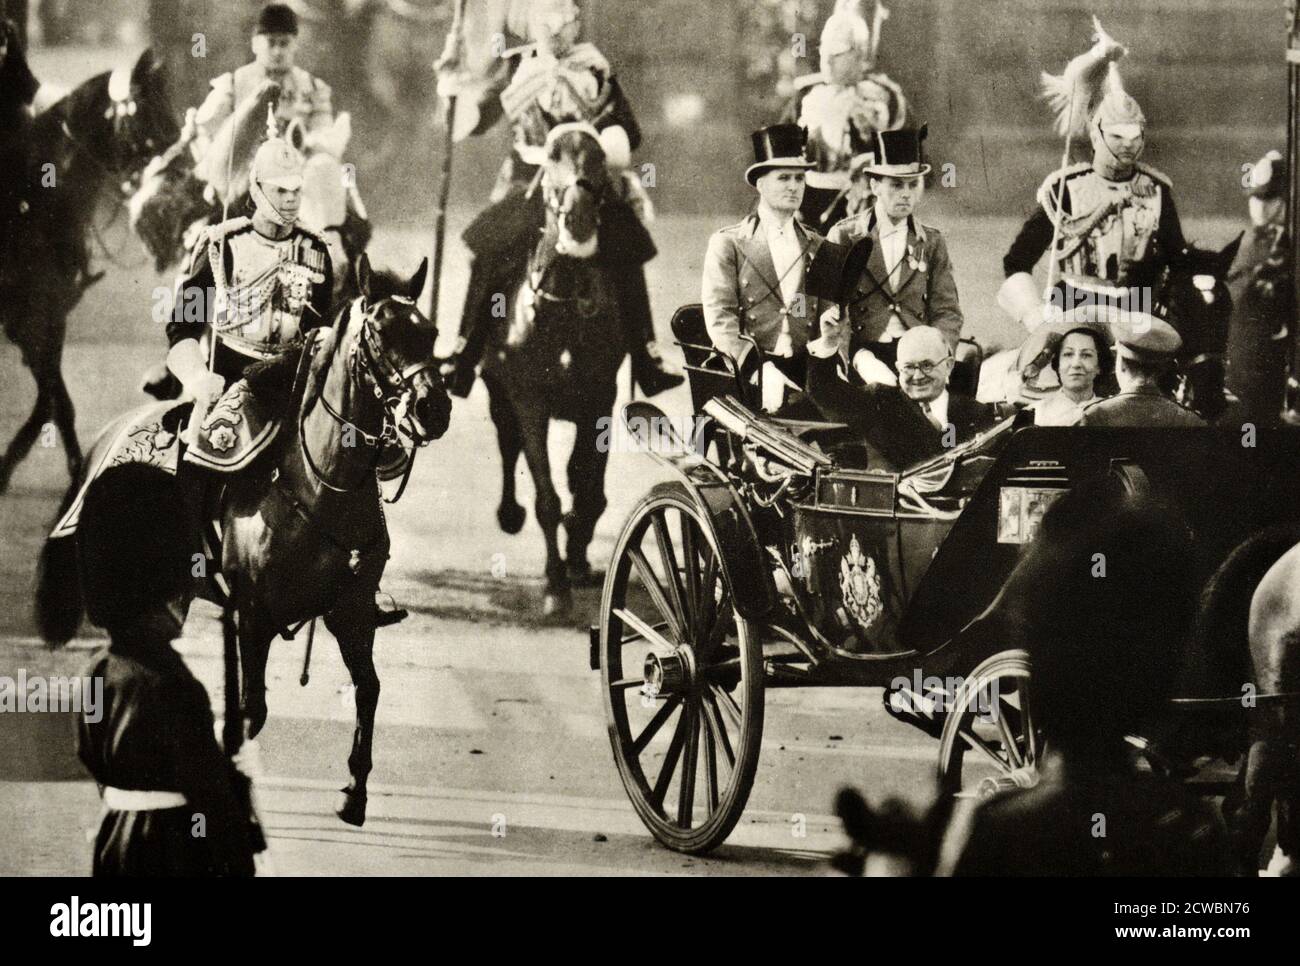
[35,481,85,648]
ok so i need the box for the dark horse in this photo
[36,255,452,826]
[0,49,178,493]
[1157,238,1242,422]
[480,128,628,616]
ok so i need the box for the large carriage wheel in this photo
[937,650,1043,798]
[600,483,764,854]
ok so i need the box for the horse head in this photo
[342,254,452,447]
[1159,238,1241,419]
[101,48,179,182]
[539,124,610,259]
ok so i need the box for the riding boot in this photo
[617,266,683,397]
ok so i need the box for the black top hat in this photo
[746,123,814,185]
[256,3,299,36]
[861,123,931,178]
[804,237,874,305]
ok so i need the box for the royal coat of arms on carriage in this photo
[839,533,883,631]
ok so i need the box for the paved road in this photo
[0,198,1241,874]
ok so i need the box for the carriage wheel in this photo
[600,483,764,854]
[937,650,1042,799]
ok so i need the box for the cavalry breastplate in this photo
[1053,168,1162,286]
[210,229,325,360]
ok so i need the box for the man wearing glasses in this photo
[806,322,998,470]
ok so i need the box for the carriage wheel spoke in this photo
[679,511,702,637]
[609,677,644,691]
[677,702,700,828]
[700,702,720,813]
[960,721,1013,773]
[651,511,689,638]
[632,696,682,756]
[1019,689,1038,765]
[698,549,719,640]
[614,607,676,655]
[710,684,744,732]
[627,548,684,643]
[651,711,690,809]
[703,691,735,769]
[993,696,1026,769]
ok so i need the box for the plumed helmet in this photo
[819,0,871,75]
[251,136,305,190]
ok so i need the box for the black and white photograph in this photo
[0,0,1297,926]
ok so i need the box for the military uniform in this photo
[783,71,907,230]
[195,61,333,153]
[1003,161,1186,312]
[166,215,333,386]
[1079,312,1204,427]
[1079,387,1204,427]
[446,27,676,397]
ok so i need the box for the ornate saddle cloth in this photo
[50,400,187,539]
[184,379,283,471]
[50,380,285,538]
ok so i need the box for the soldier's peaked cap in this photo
[252,137,304,189]
[256,3,299,36]
[1111,311,1181,362]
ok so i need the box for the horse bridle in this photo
[300,296,439,497]
[528,174,605,311]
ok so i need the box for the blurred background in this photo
[4,0,1288,220]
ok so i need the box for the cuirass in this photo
[211,230,325,356]
[1058,169,1162,284]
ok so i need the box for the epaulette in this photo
[1035,162,1091,212]
[793,72,826,91]
[205,216,252,243]
[1136,162,1171,188]
[292,222,327,245]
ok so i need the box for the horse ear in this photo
[355,252,372,299]
[408,258,429,302]
[132,48,158,84]
[1219,233,1244,275]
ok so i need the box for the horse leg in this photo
[1230,713,1287,874]
[325,601,379,827]
[50,367,83,482]
[514,401,568,616]
[563,400,611,585]
[484,371,526,535]
[237,599,278,740]
[0,368,54,494]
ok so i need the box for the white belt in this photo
[102,787,187,811]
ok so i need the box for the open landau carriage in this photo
[592,303,1300,855]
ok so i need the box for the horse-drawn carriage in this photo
[591,304,1300,855]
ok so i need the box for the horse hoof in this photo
[567,562,604,588]
[542,590,572,618]
[498,503,527,535]
[245,704,268,739]
[337,790,367,827]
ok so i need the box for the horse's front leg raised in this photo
[326,600,380,827]
[0,370,53,494]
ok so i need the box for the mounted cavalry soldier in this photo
[166,135,333,439]
[0,16,39,273]
[782,0,907,231]
[821,125,964,383]
[436,0,681,398]
[194,4,334,166]
[1001,20,1188,335]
